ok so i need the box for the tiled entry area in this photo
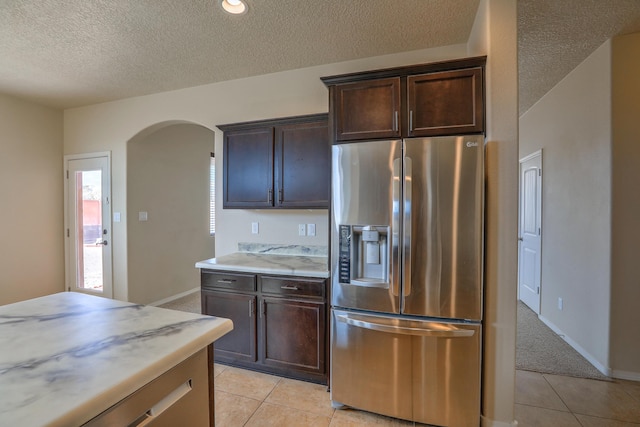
[516,370,640,427]
[214,364,640,426]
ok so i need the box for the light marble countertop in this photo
[196,252,329,278]
[0,292,233,427]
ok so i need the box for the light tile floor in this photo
[214,364,640,426]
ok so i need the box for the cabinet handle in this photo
[393,111,398,132]
[281,285,300,291]
[268,189,273,204]
[278,189,283,203]
[249,299,253,317]
[260,300,265,318]
[217,279,236,284]
[409,110,414,132]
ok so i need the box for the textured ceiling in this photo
[1,1,640,112]
[518,0,640,113]
[0,0,479,109]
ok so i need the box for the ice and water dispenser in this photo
[338,225,389,287]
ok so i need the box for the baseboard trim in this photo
[537,314,611,377]
[611,369,640,382]
[481,415,518,426]
[149,287,200,307]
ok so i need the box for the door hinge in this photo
[66,170,69,179]
[538,227,541,235]
[66,228,69,237]
[536,286,540,295]
[538,169,542,176]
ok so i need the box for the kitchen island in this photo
[0,292,233,427]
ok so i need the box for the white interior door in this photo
[518,151,542,313]
[65,153,113,298]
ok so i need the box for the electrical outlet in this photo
[307,223,316,236]
[138,211,148,221]
[251,222,259,234]
[558,297,563,311]
[298,224,306,236]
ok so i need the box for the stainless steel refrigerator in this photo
[330,135,484,427]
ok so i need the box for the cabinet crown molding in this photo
[320,56,486,86]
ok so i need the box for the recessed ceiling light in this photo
[221,0,247,15]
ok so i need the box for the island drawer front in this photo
[261,276,325,299]
[84,348,209,427]
[201,270,256,292]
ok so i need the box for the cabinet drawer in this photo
[201,270,256,292]
[260,276,325,299]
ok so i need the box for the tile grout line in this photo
[541,373,573,413]
[541,373,640,425]
[242,375,283,426]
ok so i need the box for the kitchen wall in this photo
[63,43,468,302]
[610,32,640,379]
[520,34,640,380]
[0,93,64,305]
[63,3,519,422]
[468,0,519,425]
[127,123,214,305]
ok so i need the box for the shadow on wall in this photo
[126,121,216,304]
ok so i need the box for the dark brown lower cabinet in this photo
[201,270,327,384]
[261,297,325,378]
[201,290,257,364]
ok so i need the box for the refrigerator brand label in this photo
[466,141,479,147]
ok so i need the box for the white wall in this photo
[127,124,214,304]
[64,44,468,302]
[610,32,640,379]
[0,93,64,305]
[468,0,519,425]
[519,41,612,371]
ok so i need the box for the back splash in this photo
[238,243,327,257]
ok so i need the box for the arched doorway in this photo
[126,121,215,305]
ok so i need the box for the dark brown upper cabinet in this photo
[322,56,485,142]
[333,77,402,141]
[219,114,329,209]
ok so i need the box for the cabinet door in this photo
[407,67,484,137]
[333,77,401,141]
[201,290,257,363]
[260,297,326,376]
[223,128,274,208]
[274,121,329,208]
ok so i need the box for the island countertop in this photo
[195,252,329,278]
[0,292,233,427]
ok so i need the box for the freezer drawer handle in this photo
[217,279,237,284]
[336,314,474,337]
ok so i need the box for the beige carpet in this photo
[159,291,202,314]
[516,301,609,380]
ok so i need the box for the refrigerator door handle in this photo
[336,314,474,338]
[403,156,412,297]
[392,157,401,297]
